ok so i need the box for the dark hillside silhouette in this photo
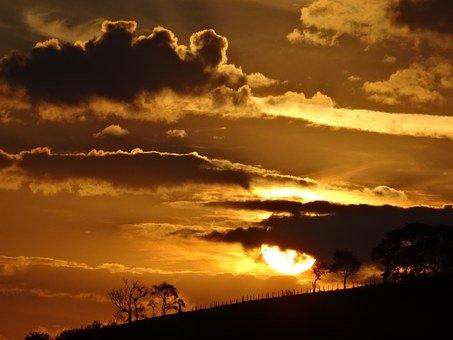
[55,276,452,340]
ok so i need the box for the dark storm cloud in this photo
[1,147,313,192]
[0,20,246,104]
[391,0,453,34]
[202,200,453,262]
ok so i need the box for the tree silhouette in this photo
[152,282,184,315]
[147,291,158,317]
[25,332,51,340]
[371,223,453,282]
[108,279,149,323]
[311,262,329,292]
[435,224,453,275]
[330,249,361,289]
[176,298,186,313]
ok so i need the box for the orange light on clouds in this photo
[253,186,325,202]
[261,244,316,275]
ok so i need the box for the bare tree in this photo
[152,282,185,315]
[312,262,329,292]
[330,249,361,289]
[108,278,149,323]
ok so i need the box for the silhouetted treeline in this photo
[311,249,361,291]
[108,280,184,323]
[25,332,51,340]
[371,223,453,282]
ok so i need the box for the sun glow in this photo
[260,244,316,275]
[253,186,324,202]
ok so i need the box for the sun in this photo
[261,244,316,275]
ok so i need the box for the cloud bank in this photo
[202,200,453,262]
[0,147,315,195]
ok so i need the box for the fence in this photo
[190,277,383,312]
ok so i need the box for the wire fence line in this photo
[190,277,383,312]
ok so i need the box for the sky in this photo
[0,0,452,338]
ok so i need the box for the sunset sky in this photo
[0,0,452,338]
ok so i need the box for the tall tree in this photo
[152,282,184,315]
[311,262,329,292]
[108,279,149,323]
[330,249,361,289]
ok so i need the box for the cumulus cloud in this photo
[0,20,280,123]
[201,200,453,262]
[363,56,452,105]
[0,20,254,105]
[288,0,452,48]
[93,124,129,138]
[0,147,315,196]
[166,129,188,138]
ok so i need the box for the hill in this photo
[58,277,452,340]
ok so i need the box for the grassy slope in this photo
[60,277,452,339]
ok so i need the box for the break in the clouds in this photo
[0,147,314,195]
[202,200,453,262]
